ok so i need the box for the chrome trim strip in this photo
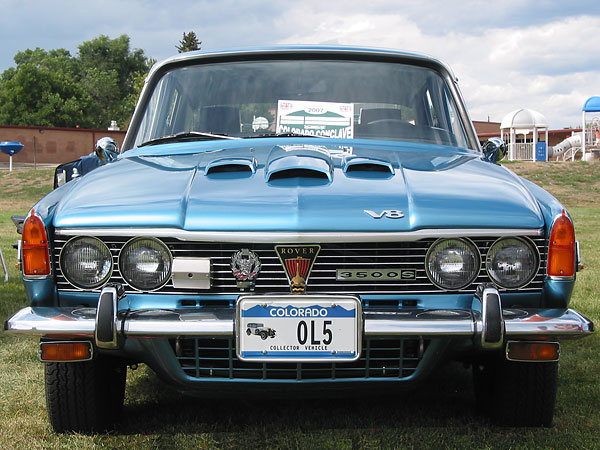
[16,239,22,271]
[23,274,53,281]
[576,240,583,271]
[55,228,543,243]
[547,275,575,281]
[5,306,593,340]
[363,311,475,335]
[124,317,233,336]
[123,308,235,336]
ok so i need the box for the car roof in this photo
[147,45,457,82]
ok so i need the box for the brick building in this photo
[0,125,125,166]
[0,122,582,167]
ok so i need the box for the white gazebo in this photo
[500,109,549,161]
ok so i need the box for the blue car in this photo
[5,46,593,432]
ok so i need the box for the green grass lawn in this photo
[0,163,598,449]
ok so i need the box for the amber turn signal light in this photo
[547,210,575,277]
[22,209,51,276]
[506,341,560,362]
[39,341,93,362]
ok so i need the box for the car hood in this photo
[52,140,544,232]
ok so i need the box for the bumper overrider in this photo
[5,285,593,350]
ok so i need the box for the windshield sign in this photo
[276,100,354,139]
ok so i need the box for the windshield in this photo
[131,59,470,149]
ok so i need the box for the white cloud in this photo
[275,7,600,128]
[1,0,599,128]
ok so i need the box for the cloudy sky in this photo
[2,0,599,128]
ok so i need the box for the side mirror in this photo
[482,137,506,164]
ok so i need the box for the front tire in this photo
[473,354,557,427]
[45,355,126,433]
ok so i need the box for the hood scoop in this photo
[343,157,394,179]
[266,148,332,182]
[205,157,256,178]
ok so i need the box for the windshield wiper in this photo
[138,131,241,148]
[247,132,318,139]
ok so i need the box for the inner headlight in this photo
[60,237,113,289]
[426,238,480,290]
[486,237,539,288]
[119,237,172,291]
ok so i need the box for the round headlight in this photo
[60,237,113,289]
[426,238,480,290]
[119,237,172,291]
[486,237,539,288]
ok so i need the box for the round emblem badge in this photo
[230,249,261,291]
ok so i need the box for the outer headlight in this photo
[119,237,172,291]
[426,238,480,290]
[486,237,539,288]
[60,237,113,289]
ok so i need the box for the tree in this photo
[176,32,201,53]
[78,35,152,128]
[0,48,92,127]
[0,35,152,129]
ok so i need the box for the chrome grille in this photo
[52,235,547,296]
[171,336,426,381]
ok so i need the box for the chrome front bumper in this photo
[5,304,593,342]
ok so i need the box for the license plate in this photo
[236,295,361,362]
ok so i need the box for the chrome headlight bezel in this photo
[118,237,173,291]
[425,238,481,290]
[485,236,540,289]
[59,236,113,289]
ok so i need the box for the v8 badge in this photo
[364,209,405,219]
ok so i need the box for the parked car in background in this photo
[5,46,593,432]
[53,137,119,188]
